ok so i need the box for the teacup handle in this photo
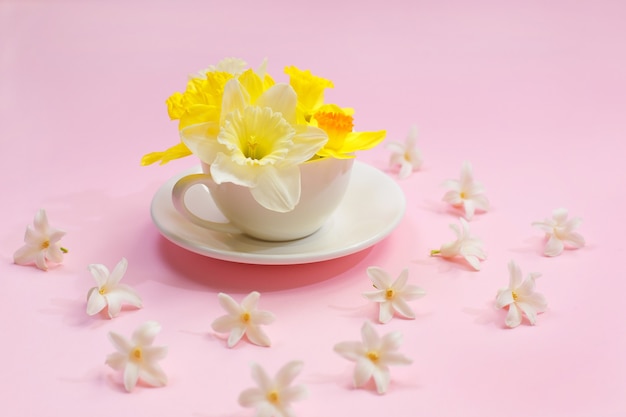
[171,173,241,234]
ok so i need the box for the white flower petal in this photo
[211,315,239,333]
[505,304,522,328]
[495,289,514,308]
[516,302,538,325]
[382,352,413,366]
[131,321,161,346]
[46,245,64,263]
[463,199,476,220]
[217,293,243,315]
[507,260,523,289]
[227,326,246,347]
[108,331,133,353]
[552,208,569,223]
[360,322,380,349]
[138,362,168,387]
[442,190,462,205]
[142,345,169,362]
[250,164,301,212]
[275,361,304,389]
[255,83,297,125]
[280,384,308,403]
[392,298,415,319]
[544,234,564,257]
[180,122,222,165]
[238,388,264,407]
[353,358,375,387]
[88,264,110,288]
[334,341,366,361]
[245,325,272,347]
[392,268,409,290]
[241,291,261,311]
[464,255,481,270]
[371,366,391,394]
[86,289,107,316]
[108,258,128,286]
[379,301,394,324]
[367,266,392,289]
[380,331,403,352]
[123,361,140,392]
[210,152,260,187]
[222,78,250,121]
[13,245,39,266]
[34,251,48,270]
[287,125,328,163]
[563,231,585,248]
[362,290,386,302]
[105,352,127,370]
[250,362,273,392]
[250,310,276,325]
[397,161,413,179]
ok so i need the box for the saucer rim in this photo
[150,161,405,265]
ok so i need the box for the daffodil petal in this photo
[250,165,301,212]
[256,83,297,125]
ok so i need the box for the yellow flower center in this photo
[313,111,353,149]
[131,347,142,361]
[385,288,395,299]
[241,312,251,323]
[41,240,50,249]
[266,390,280,404]
[511,291,518,301]
[459,191,467,199]
[99,287,107,295]
[366,350,380,362]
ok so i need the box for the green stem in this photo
[60,247,69,253]
[430,249,440,256]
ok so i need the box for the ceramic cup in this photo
[171,157,354,241]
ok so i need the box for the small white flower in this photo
[532,208,585,257]
[496,260,547,328]
[442,161,489,220]
[431,217,486,270]
[386,125,422,179]
[105,321,168,392]
[211,291,275,348]
[86,258,143,318]
[362,267,425,323]
[13,209,67,271]
[334,321,412,394]
[238,361,307,417]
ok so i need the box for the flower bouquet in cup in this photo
[142,58,386,241]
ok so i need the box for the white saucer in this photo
[151,161,405,265]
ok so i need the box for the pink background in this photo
[1,0,625,416]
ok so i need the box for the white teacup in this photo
[172,157,354,241]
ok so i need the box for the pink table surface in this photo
[1,0,625,416]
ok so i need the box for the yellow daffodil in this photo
[181,79,328,212]
[142,60,273,166]
[284,65,334,124]
[312,104,386,159]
